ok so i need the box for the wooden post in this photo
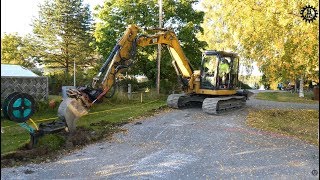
[128,84,132,100]
[140,93,143,103]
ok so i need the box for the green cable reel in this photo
[2,92,35,123]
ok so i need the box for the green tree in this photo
[32,0,95,81]
[94,0,207,89]
[1,33,39,68]
[200,0,319,96]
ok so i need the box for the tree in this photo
[200,0,319,96]
[32,0,95,82]
[1,33,39,68]
[94,0,207,90]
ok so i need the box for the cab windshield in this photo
[201,54,238,90]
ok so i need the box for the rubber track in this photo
[166,94,186,108]
[202,96,246,115]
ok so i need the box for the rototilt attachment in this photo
[57,98,88,132]
[57,85,108,132]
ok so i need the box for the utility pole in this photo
[73,60,76,87]
[157,0,163,94]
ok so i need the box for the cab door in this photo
[200,55,219,89]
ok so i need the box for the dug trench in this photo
[1,106,167,168]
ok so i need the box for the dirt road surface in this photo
[1,91,319,179]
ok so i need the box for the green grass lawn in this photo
[1,92,166,155]
[255,91,317,104]
[249,91,319,145]
[247,109,319,146]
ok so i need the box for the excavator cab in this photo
[200,51,239,90]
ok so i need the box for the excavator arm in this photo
[90,25,140,103]
[58,24,195,130]
[93,25,194,100]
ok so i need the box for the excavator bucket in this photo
[58,98,88,132]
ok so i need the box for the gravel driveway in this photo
[1,91,319,179]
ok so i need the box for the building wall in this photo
[1,76,48,103]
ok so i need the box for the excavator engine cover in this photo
[58,98,88,132]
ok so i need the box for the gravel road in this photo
[1,90,319,179]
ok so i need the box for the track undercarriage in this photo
[167,93,247,115]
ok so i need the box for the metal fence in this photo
[1,76,48,103]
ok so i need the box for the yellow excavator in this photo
[58,24,251,131]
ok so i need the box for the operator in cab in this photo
[219,58,230,88]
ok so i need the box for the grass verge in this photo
[1,92,167,167]
[255,92,317,104]
[246,109,319,146]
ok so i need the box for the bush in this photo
[47,72,95,95]
[117,78,140,92]
[117,78,156,92]
[117,78,180,95]
[238,81,252,89]
[160,79,181,94]
[35,100,50,112]
[137,80,155,90]
[47,74,69,95]
[35,95,62,113]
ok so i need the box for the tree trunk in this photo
[299,75,304,97]
[65,43,69,84]
[294,78,298,93]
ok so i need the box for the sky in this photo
[1,0,202,36]
[1,0,104,36]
